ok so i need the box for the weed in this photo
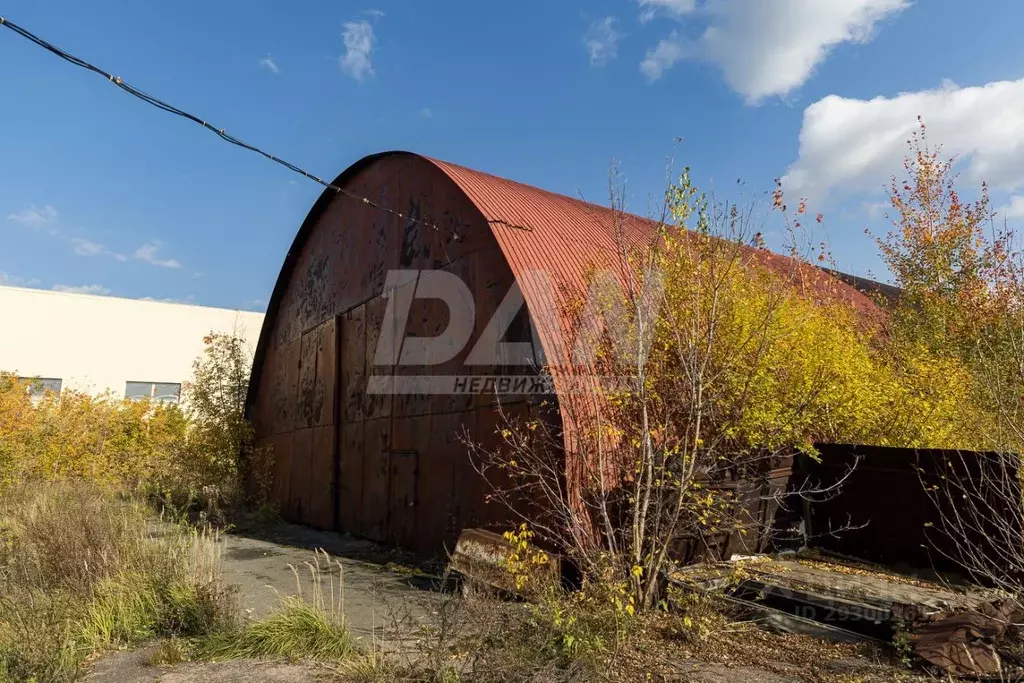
[148,638,188,666]
[199,549,354,663]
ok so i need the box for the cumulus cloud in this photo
[783,78,1024,200]
[52,284,111,295]
[585,17,623,66]
[259,56,280,74]
[133,241,182,269]
[1000,196,1024,220]
[638,0,696,23]
[641,31,686,81]
[7,205,57,226]
[340,20,375,81]
[640,0,908,103]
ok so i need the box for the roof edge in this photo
[247,151,420,412]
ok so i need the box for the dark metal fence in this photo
[798,444,1021,574]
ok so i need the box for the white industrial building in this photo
[0,285,264,403]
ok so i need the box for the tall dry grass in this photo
[200,549,353,661]
[0,482,236,682]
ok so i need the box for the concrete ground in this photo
[88,521,443,682]
[213,522,442,642]
[85,524,900,683]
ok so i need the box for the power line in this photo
[0,15,462,236]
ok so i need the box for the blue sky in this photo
[3,0,1024,310]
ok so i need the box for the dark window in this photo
[125,381,182,405]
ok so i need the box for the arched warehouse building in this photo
[246,151,879,557]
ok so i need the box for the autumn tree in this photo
[876,119,1024,602]
[471,169,888,611]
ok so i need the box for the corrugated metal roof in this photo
[250,151,883,420]
[427,156,882,373]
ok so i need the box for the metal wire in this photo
[0,15,463,234]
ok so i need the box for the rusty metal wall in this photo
[253,155,532,555]
[802,444,1021,573]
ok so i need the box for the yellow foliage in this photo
[0,374,187,492]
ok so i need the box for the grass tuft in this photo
[199,549,354,663]
[148,638,188,666]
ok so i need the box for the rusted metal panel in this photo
[388,450,419,548]
[272,339,300,435]
[252,342,277,439]
[423,411,471,554]
[290,427,314,524]
[296,330,318,430]
[361,417,391,543]
[338,420,365,535]
[309,425,335,530]
[270,432,293,514]
[390,414,434,551]
[363,295,392,421]
[804,445,1021,573]
[341,307,366,424]
[314,317,337,428]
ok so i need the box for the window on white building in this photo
[19,377,61,401]
[125,381,182,405]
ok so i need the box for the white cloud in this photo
[71,237,128,261]
[7,205,57,226]
[363,9,386,19]
[1000,196,1024,219]
[133,241,182,269]
[140,294,196,304]
[584,17,623,67]
[783,78,1024,200]
[0,271,41,288]
[641,31,685,81]
[640,0,908,103]
[862,200,889,220]
[638,0,696,23]
[52,284,111,296]
[259,56,280,74]
[340,20,375,81]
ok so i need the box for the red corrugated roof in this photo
[427,156,882,374]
